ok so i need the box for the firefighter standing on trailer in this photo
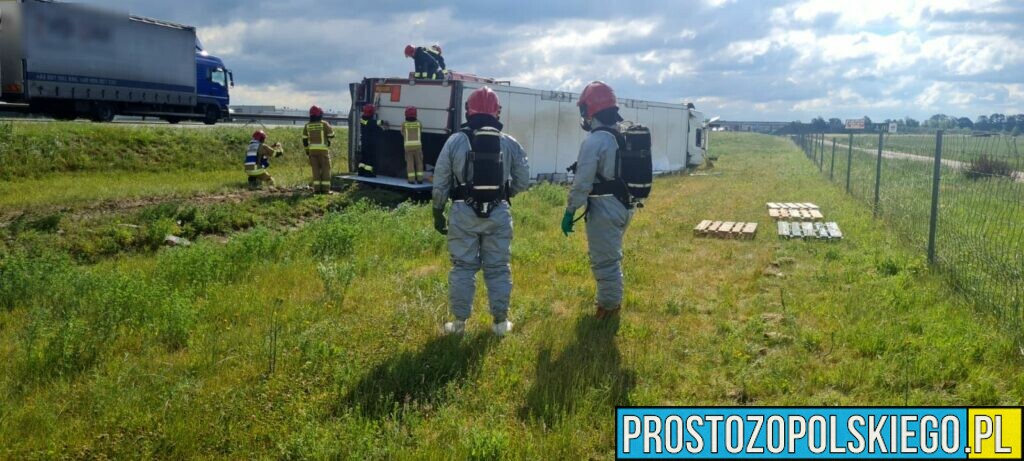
[358,104,385,177]
[431,87,530,337]
[244,130,283,190]
[561,81,636,320]
[303,105,335,194]
[404,44,448,80]
[402,106,425,184]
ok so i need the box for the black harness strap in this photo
[589,126,633,208]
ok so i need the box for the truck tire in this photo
[202,106,220,125]
[164,116,181,124]
[89,103,116,123]
[52,111,78,121]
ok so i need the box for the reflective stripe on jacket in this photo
[303,121,334,151]
[244,141,276,170]
[402,121,422,148]
[244,140,261,166]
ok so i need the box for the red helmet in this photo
[578,81,618,119]
[430,44,442,55]
[404,45,415,58]
[405,106,417,118]
[465,87,501,117]
[309,105,324,117]
[362,104,376,118]
[252,130,267,142]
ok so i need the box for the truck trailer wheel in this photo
[202,106,220,125]
[89,103,116,123]
[52,111,78,121]
[164,116,181,124]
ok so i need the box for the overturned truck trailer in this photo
[343,76,707,191]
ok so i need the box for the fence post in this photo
[820,133,826,169]
[927,130,943,264]
[830,139,836,180]
[846,133,853,194]
[819,134,824,172]
[873,131,883,217]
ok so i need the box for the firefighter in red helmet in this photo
[404,43,448,80]
[244,130,283,190]
[562,81,632,320]
[358,104,386,177]
[402,106,425,184]
[302,105,336,194]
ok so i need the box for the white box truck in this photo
[344,76,707,191]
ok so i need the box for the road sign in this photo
[889,122,898,133]
[845,119,866,130]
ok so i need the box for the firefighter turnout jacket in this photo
[302,120,335,152]
[245,140,280,174]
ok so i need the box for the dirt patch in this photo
[0,186,314,227]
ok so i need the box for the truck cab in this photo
[191,50,231,124]
[193,45,232,124]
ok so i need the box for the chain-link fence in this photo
[794,132,1024,351]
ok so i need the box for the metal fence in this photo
[794,132,1023,351]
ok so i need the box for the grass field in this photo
[0,121,348,210]
[804,133,1024,347]
[2,131,1023,458]
[825,132,1021,165]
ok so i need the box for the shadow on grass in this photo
[520,316,636,425]
[337,333,495,419]
[348,186,419,208]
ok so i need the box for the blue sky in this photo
[83,0,1024,121]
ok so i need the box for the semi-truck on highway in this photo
[345,75,707,190]
[0,0,232,124]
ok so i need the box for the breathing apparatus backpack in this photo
[453,127,509,217]
[589,124,653,208]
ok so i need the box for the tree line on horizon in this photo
[787,113,1024,134]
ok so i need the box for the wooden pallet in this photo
[766,202,824,221]
[776,221,843,240]
[694,220,758,239]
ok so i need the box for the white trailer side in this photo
[346,78,707,186]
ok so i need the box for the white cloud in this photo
[785,0,1001,30]
[704,0,736,7]
[920,35,1024,76]
[1006,84,1024,101]
[492,18,668,90]
[131,0,1024,121]
[230,83,348,113]
[915,82,974,108]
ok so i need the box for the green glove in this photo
[433,208,448,235]
[561,210,575,236]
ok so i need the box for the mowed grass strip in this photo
[0,122,350,210]
[813,133,1024,347]
[0,133,1021,459]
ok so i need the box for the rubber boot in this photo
[596,304,621,320]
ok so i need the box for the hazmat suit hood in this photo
[462,114,503,131]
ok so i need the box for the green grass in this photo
[0,122,350,210]
[1,133,1022,459]
[825,133,1021,165]
[1,185,409,263]
[800,134,1024,347]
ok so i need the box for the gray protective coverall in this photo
[432,130,530,322]
[566,121,634,310]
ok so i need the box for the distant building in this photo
[716,121,791,134]
[231,105,310,117]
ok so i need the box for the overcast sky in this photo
[83,0,1024,121]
